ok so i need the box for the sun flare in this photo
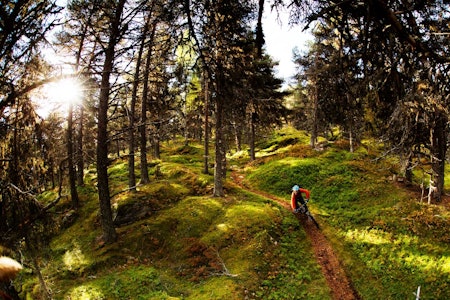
[46,77,84,105]
[34,77,84,118]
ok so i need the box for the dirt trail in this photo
[231,172,360,300]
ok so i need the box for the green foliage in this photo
[445,164,450,190]
[256,127,311,156]
[21,128,449,300]
[66,266,172,299]
[252,215,330,300]
[241,128,450,299]
[22,136,331,299]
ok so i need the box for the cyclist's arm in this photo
[300,188,310,199]
[290,192,297,210]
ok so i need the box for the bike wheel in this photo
[308,215,320,229]
[310,216,320,229]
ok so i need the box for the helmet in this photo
[292,185,300,191]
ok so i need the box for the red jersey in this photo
[291,188,310,210]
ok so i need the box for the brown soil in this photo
[230,172,360,300]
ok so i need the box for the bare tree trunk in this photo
[152,126,161,159]
[403,152,413,184]
[127,104,137,190]
[203,72,210,174]
[128,17,149,191]
[429,112,447,202]
[74,22,89,187]
[213,70,225,197]
[139,25,156,185]
[349,127,354,153]
[256,0,265,57]
[139,56,150,184]
[67,103,79,209]
[232,119,242,152]
[96,0,126,244]
[249,111,256,161]
[310,75,318,148]
[76,106,84,186]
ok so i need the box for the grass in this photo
[41,192,330,299]
[242,128,450,300]
[20,129,449,300]
[22,137,332,299]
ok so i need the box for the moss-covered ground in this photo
[22,127,449,300]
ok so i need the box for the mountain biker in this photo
[291,184,310,213]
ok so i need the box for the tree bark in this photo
[67,103,79,209]
[310,67,318,148]
[96,0,127,244]
[203,71,210,174]
[128,17,150,191]
[138,26,156,185]
[404,152,413,184]
[76,106,84,186]
[152,125,161,159]
[74,22,89,187]
[249,111,256,161]
[429,111,447,202]
[256,0,265,57]
[213,69,225,197]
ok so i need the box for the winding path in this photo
[230,171,360,300]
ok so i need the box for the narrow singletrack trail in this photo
[231,171,360,300]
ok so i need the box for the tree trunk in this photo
[213,72,225,197]
[67,103,79,209]
[233,120,242,152]
[76,106,84,186]
[9,102,20,186]
[249,111,256,161]
[139,25,156,185]
[404,152,413,184]
[96,0,126,244]
[128,103,137,190]
[152,126,161,159]
[349,127,354,153]
[203,71,210,174]
[256,0,265,57]
[128,19,149,191]
[310,76,318,148]
[74,23,88,187]
[429,112,447,202]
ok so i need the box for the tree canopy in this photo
[0,0,449,298]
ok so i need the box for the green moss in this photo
[64,266,175,299]
[242,133,450,300]
[23,128,449,300]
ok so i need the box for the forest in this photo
[0,0,449,299]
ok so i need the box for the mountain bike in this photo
[294,200,320,229]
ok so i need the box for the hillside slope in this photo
[237,128,450,299]
[21,128,449,300]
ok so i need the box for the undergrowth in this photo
[22,136,332,299]
[21,129,449,299]
[243,129,450,300]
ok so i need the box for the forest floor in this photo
[395,180,450,209]
[231,171,361,300]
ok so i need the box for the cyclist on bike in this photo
[291,184,310,213]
